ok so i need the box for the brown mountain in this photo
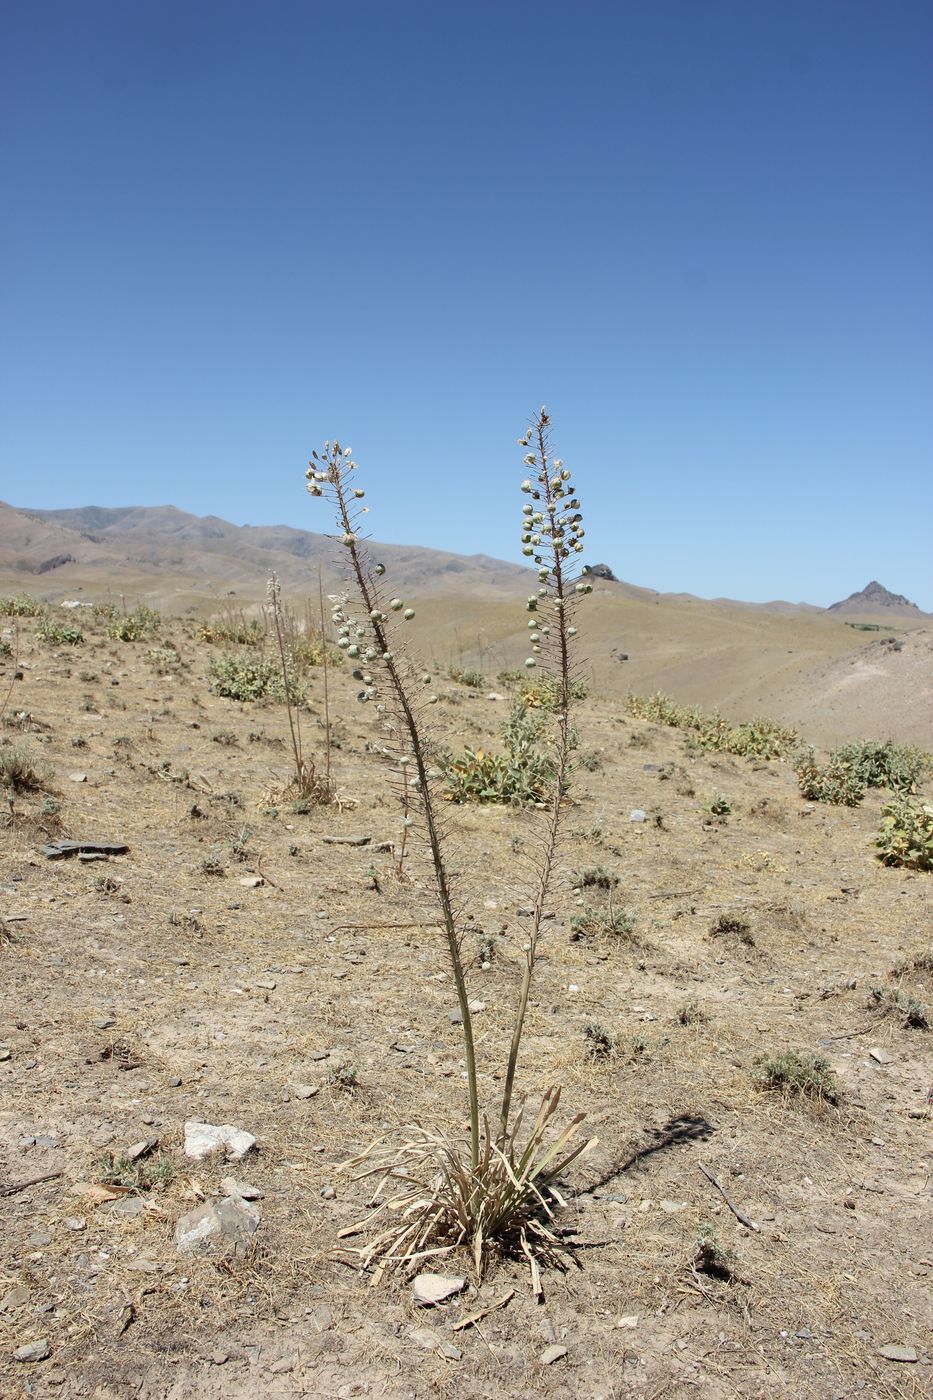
[827,580,927,619]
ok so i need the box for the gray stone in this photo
[438,1342,462,1361]
[540,1344,568,1365]
[13,1338,50,1363]
[868,1047,892,1065]
[878,1345,918,1363]
[629,810,647,823]
[292,1084,319,1100]
[110,1197,146,1218]
[270,1358,295,1375]
[221,1176,263,1201]
[175,1196,260,1254]
[1,1286,28,1312]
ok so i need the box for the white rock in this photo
[412,1273,466,1307]
[184,1120,256,1162]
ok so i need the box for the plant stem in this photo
[328,458,481,1168]
[317,567,332,790]
[498,413,576,1144]
[268,572,304,789]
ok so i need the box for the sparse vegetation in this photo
[795,748,865,806]
[35,616,84,645]
[448,667,486,688]
[626,691,798,760]
[710,913,754,946]
[209,651,307,705]
[583,1019,617,1059]
[0,594,44,617]
[0,742,49,793]
[866,985,929,1029]
[107,605,161,641]
[197,614,263,646]
[754,1050,839,1103]
[875,797,933,870]
[691,1220,736,1281]
[444,704,555,805]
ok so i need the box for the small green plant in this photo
[570,901,637,941]
[212,730,238,746]
[753,1050,839,1103]
[146,646,184,675]
[834,739,929,795]
[709,794,732,817]
[875,797,933,870]
[97,1151,175,1192]
[866,986,929,1030]
[0,594,44,617]
[571,865,619,891]
[208,651,307,705]
[200,856,225,877]
[107,604,161,641]
[691,1220,736,1281]
[795,748,865,806]
[677,999,708,1026]
[583,1019,617,1060]
[35,617,84,645]
[444,705,555,805]
[515,673,588,712]
[448,667,486,688]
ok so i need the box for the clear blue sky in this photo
[2,0,931,608]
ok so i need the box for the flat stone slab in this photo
[41,840,129,860]
[413,1274,466,1307]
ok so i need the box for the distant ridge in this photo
[827,580,927,619]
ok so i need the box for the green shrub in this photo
[875,797,933,870]
[753,1050,838,1103]
[0,594,44,618]
[834,739,929,795]
[516,674,588,711]
[795,748,865,806]
[444,704,554,805]
[107,605,161,641]
[448,667,486,688]
[35,617,84,645]
[208,652,306,705]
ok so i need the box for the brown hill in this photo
[2,502,930,747]
[827,580,927,619]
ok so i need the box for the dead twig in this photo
[697,1163,760,1232]
[0,1170,63,1198]
[450,1288,516,1331]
